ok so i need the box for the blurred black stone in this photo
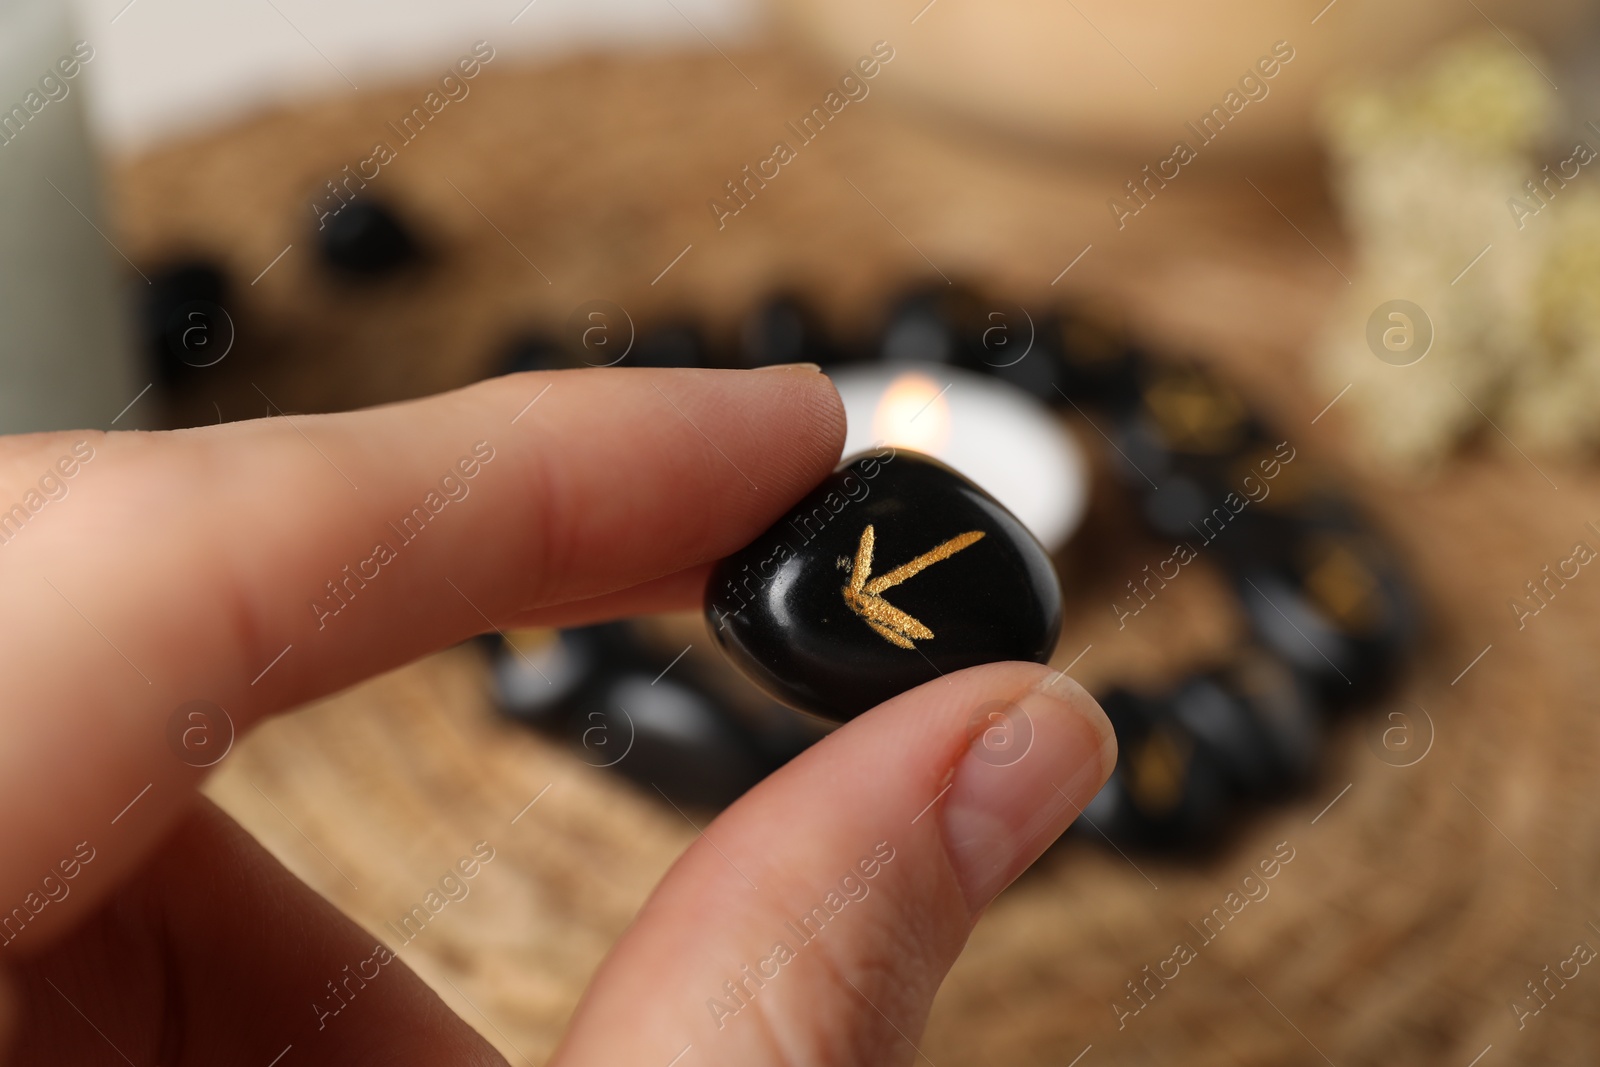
[736,697,832,767]
[739,295,839,368]
[317,199,423,277]
[1136,361,1266,461]
[1235,531,1417,707]
[1168,677,1272,796]
[489,626,609,721]
[877,285,1071,403]
[494,333,571,377]
[1108,414,1236,542]
[1079,689,1230,852]
[1205,487,1360,577]
[968,338,1062,404]
[1101,367,1389,607]
[946,301,1062,406]
[1170,653,1319,801]
[1074,655,1321,855]
[143,261,232,384]
[878,284,986,365]
[1219,650,1322,793]
[1108,362,1283,540]
[488,622,809,809]
[567,673,771,809]
[629,324,708,368]
[1139,475,1213,540]
[491,622,659,720]
[1042,310,1147,415]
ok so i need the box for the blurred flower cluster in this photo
[1319,34,1600,471]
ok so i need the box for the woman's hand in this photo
[0,366,1112,1066]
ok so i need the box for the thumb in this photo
[550,660,1116,1067]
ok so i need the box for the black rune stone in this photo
[706,449,1062,722]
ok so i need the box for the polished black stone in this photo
[1108,362,1280,539]
[1235,529,1417,706]
[488,623,624,719]
[566,673,771,808]
[706,450,1062,722]
[317,199,423,276]
[1170,652,1320,800]
[489,623,783,808]
[1079,688,1230,852]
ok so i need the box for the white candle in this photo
[0,1,140,434]
[828,363,1088,552]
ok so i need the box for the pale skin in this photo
[0,366,1114,1065]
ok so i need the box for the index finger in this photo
[0,365,844,949]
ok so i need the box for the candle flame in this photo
[871,371,950,453]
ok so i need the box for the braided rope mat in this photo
[112,46,1600,1065]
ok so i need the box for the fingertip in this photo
[1029,668,1118,784]
[545,658,1111,1065]
[935,664,1115,916]
[748,363,847,472]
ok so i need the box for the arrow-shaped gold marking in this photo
[842,524,986,649]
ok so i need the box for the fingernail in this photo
[752,362,822,373]
[939,671,1117,915]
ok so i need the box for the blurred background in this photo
[10,0,1600,1061]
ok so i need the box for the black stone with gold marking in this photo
[479,285,1420,852]
[705,449,1062,722]
[1082,689,1231,851]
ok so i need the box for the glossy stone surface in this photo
[1235,528,1417,706]
[706,449,1062,721]
[1170,653,1320,801]
[567,673,770,808]
[489,623,789,808]
[1080,688,1230,852]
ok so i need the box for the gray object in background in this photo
[0,0,140,434]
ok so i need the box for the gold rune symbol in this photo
[842,524,985,649]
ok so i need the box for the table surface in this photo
[113,44,1600,1066]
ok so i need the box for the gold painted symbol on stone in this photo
[843,524,985,649]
